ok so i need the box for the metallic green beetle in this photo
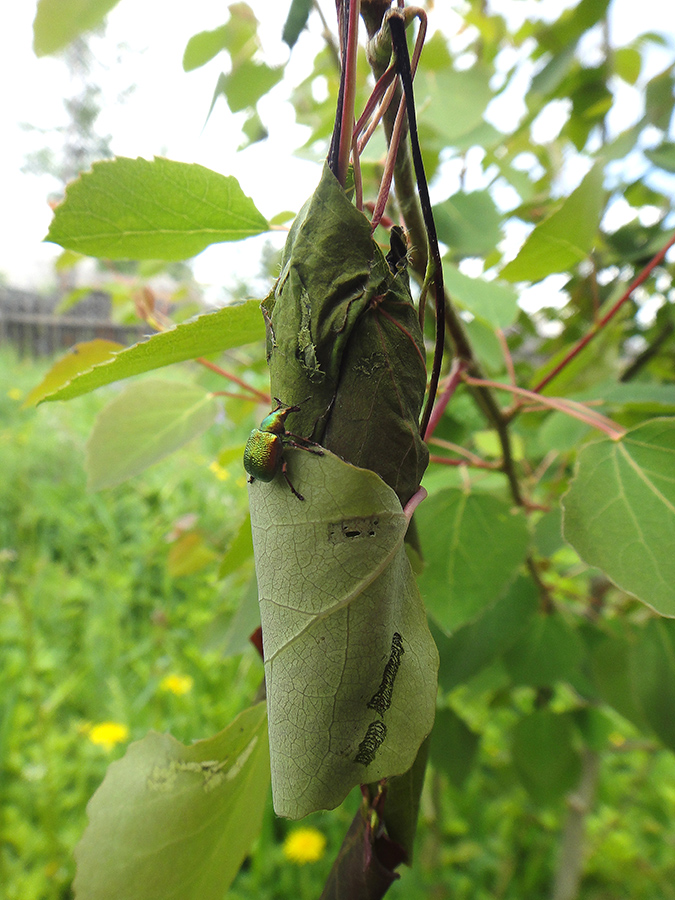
[243,399,323,501]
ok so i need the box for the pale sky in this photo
[1,0,673,300]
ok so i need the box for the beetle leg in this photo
[286,434,325,455]
[281,459,305,501]
[286,440,324,457]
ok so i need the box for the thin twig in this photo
[197,357,270,403]
[464,376,627,440]
[533,231,675,394]
[424,357,468,440]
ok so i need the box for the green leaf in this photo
[503,613,584,686]
[563,419,675,617]
[167,532,219,577]
[204,578,260,658]
[86,380,218,491]
[434,191,502,258]
[533,508,564,557]
[33,0,120,56]
[512,710,581,806]
[645,142,675,174]
[589,628,647,729]
[645,66,675,131]
[46,157,270,260]
[630,619,675,751]
[614,47,641,85]
[500,163,604,282]
[381,738,430,864]
[429,708,480,789]
[529,43,577,98]
[282,0,312,48]
[222,61,284,112]
[183,25,230,71]
[23,339,122,407]
[535,0,611,54]
[434,578,539,692]
[416,488,530,632]
[463,317,505,373]
[73,704,269,900]
[442,263,519,329]
[417,66,493,146]
[38,301,264,403]
[218,512,254,579]
[249,449,438,819]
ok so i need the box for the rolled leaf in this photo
[261,163,428,507]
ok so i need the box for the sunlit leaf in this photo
[645,142,675,174]
[73,704,269,900]
[442,263,519,329]
[222,61,284,112]
[33,0,120,56]
[46,157,270,260]
[500,163,604,282]
[434,191,502,258]
[86,380,218,490]
[23,340,122,407]
[564,418,675,617]
[417,66,493,146]
[183,24,230,71]
[38,301,264,403]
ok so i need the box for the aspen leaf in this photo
[73,704,269,900]
[249,449,438,819]
[563,419,675,616]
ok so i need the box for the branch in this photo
[620,319,675,382]
[550,748,601,900]
[464,376,627,441]
[533,230,675,394]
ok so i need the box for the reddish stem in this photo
[424,358,468,440]
[196,357,270,403]
[533,231,675,394]
[336,0,361,186]
[465,376,626,440]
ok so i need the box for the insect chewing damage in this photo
[327,515,379,542]
[354,632,404,766]
[367,631,404,717]
[354,721,387,767]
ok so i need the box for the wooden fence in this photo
[0,288,148,357]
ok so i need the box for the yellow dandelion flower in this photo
[160,673,194,696]
[282,827,326,865]
[88,722,129,751]
[7,388,23,401]
[209,461,230,481]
